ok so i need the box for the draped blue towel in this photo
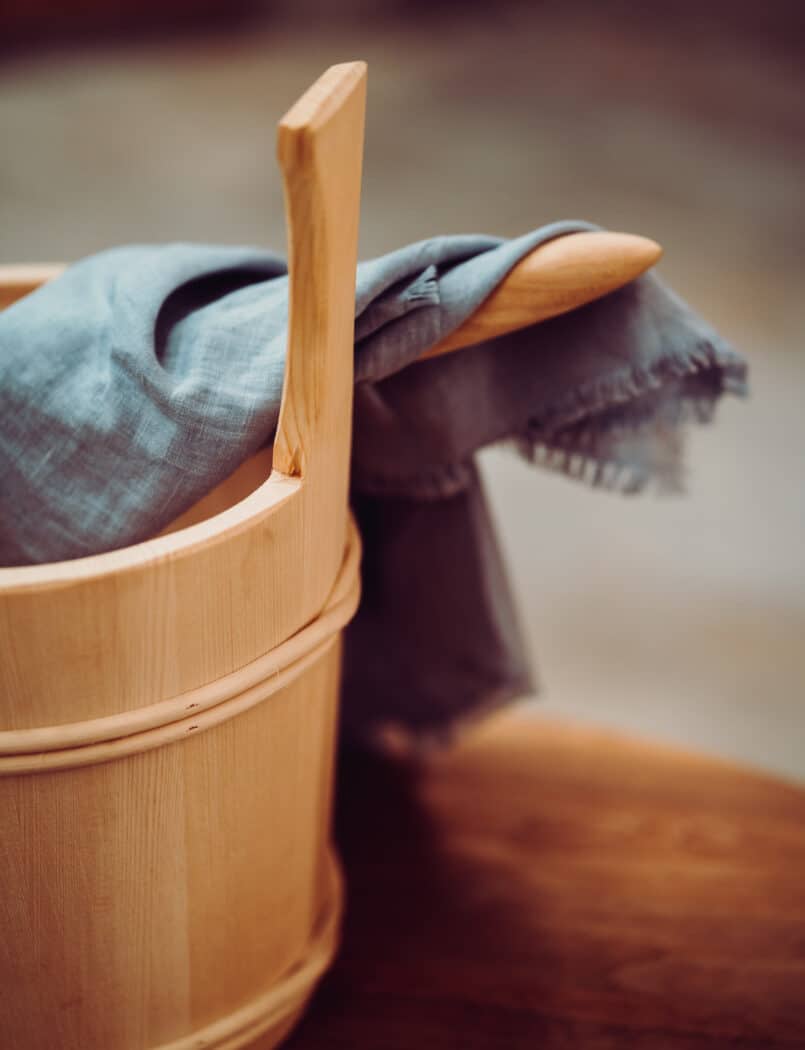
[0,222,747,745]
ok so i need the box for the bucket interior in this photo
[157,445,274,537]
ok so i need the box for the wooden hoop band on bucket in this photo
[0,518,361,775]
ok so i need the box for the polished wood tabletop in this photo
[277,713,805,1049]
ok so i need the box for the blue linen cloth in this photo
[0,223,747,744]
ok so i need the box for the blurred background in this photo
[1,1,803,778]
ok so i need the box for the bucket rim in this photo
[0,518,360,773]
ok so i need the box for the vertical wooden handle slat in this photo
[272,62,367,484]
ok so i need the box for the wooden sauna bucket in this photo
[0,63,366,1050]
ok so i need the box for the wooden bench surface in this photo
[278,713,805,1049]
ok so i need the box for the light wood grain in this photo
[0,61,366,1050]
[282,713,805,1050]
[0,518,360,769]
[421,230,662,358]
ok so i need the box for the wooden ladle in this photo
[421,230,661,358]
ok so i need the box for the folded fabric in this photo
[0,223,747,744]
